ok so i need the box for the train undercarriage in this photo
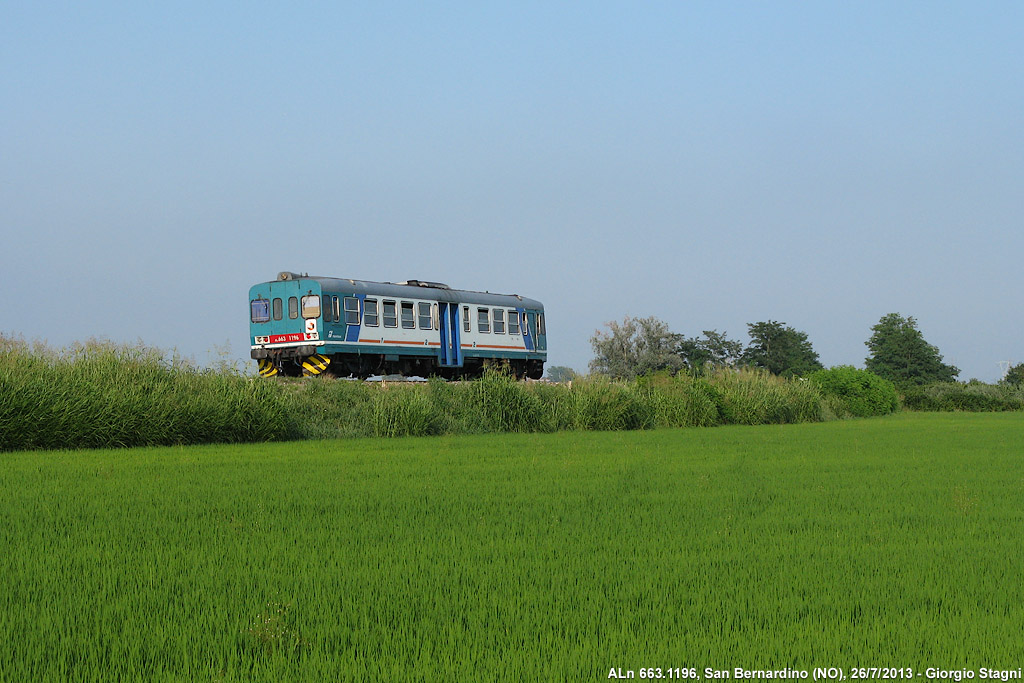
[253,347,543,380]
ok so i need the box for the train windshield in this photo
[301,295,321,319]
[250,299,270,323]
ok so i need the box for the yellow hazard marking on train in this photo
[258,359,279,377]
[302,354,330,376]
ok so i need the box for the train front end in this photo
[248,272,330,377]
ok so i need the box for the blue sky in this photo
[3,2,1021,379]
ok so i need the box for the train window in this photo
[521,312,528,334]
[418,302,431,330]
[463,306,470,333]
[401,302,415,329]
[477,308,490,333]
[344,297,360,325]
[288,297,299,319]
[383,300,397,328]
[301,295,320,319]
[333,296,341,323]
[538,313,546,335]
[323,298,330,321]
[273,298,283,321]
[493,309,505,334]
[508,310,520,335]
[250,299,270,324]
[364,299,379,326]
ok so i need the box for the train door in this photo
[520,309,534,351]
[522,310,546,352]
[437,302,463,368]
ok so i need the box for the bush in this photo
[901,381,1024,412]
[808,366,899,417]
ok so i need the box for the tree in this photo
[589,316,684,379]
[545,366,579,383]
[741,320,823,377]
[864,313,959,386]
[674,330,744,371]
[999,363,1024,387]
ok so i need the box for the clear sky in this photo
[3,2,1021,380]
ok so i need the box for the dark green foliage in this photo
[808,366,899,417]
[674,329,744,371]
[591,317,824,380]
[741,320,824,377]
[1001,363,1024,387]
[901,381,1024,412]
[865,313,959,386]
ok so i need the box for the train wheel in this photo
[506,360,525,380]
[526,361,544,380]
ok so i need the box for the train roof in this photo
[259,272,544,309]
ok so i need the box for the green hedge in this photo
[283,368,827,439]
[20,335,1019,451]
[0,336,847,449]
[901,381,1024,412]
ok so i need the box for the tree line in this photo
[555,312,980,388]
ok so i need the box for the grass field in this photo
[2,413,1022,681]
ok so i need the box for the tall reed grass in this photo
[0,336,299,450]
[287,367,829,440]
[4,336,922,451]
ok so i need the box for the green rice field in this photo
[2,413,1022,681]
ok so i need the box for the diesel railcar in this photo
[249,272,547,379]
